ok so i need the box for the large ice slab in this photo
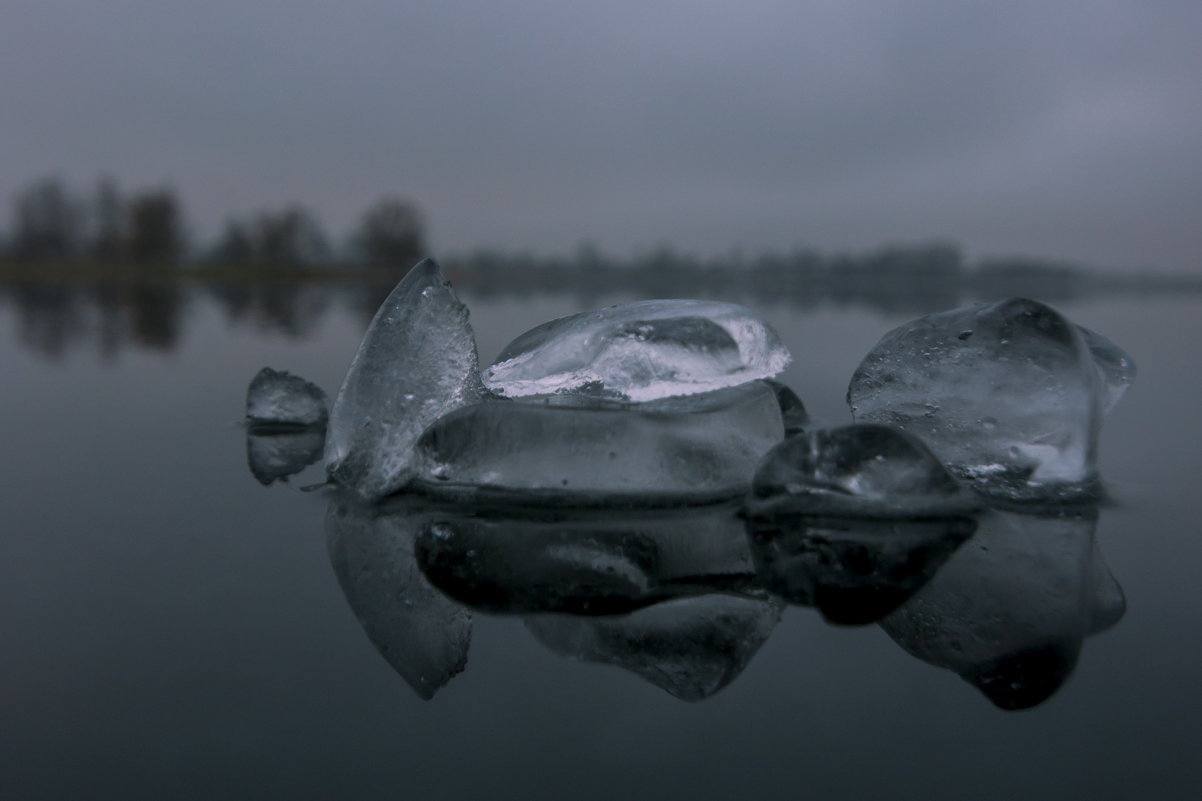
[847,298,1135,501]
[748,425,980,518]
[408,382,784,504]
[525,594,783,701]
[482,299,791,401]
[325,259,485,499]
[245,367,328,429]
[325,493,472,699]
[880,508,1124,709]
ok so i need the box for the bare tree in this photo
[355,197,426,267]
[126,189,185,264]
[9,177,83,261]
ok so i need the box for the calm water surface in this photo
[2,280,1200,799]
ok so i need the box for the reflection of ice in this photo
[245,367,328,429]
[325,260,485,499]
[526,594,783,701]
[325,492,472,700]
[747,515,975,625]
[482,299,791,401]
[409,382,784,504]
[246,428,325,485]
[879,507,1124,710]
[414,503,757,615]
[848,298,1135,502]
[748,425,979,519]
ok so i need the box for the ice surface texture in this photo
[748,425,980,518]
[526,594,783,701]
[325,260,485,499]
[325,493,472,699]
[408,382,784,504]
[847,298,1135,501]
[482,299,791,401]
[880,508,1125,710]
[245,367,328,429]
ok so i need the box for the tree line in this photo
[0,176,427,268]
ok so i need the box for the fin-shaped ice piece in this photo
[325,259,484,499]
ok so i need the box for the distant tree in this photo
[9,177,83,261]
[89,177,126,263]
[210,220,255,264]
[252,206,329,266]
[126,189,185,264]
[355,197,426,267]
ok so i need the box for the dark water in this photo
[2,279,1200,800]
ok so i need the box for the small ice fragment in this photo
[245,367,328,429]
[847,298,1135,502]
[482,299,791,401]
[409,382,784,503]
[525,594,783,701]
[748,425,979,518]
[325,259,485,499]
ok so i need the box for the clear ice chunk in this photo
[763,379,810,437]
[325,259,485,499]
[748,425,980,518]
[847,298,1135,501]
[325,492,472,699]
[246,428,325,485]
[482,299,792,401]
[525,594,783,701]
[408,382,784,504]
[245,367,328,429]
[414,503,757,615]
[879,508,1124,710]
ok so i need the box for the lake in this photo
[2,273,1199,800]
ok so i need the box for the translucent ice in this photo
[748,425,980,518]
[482,299,791,401]
[880,508,1124,709]
[246,428,325,485]
[747,515,975,625]
[409,382,784,504]
[245,367,328,429]
[525,594,783,700]
[414,504,757,615]
[847,298,1135,501]
[325,259,485,499]
[763,379,810,437]
[325,492,472,699]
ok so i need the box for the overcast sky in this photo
[2,1,1199,271]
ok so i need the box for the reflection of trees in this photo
[4,282,89,359]
[207,282,333,338]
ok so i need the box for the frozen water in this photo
[847,298,1135,501]
[325,259,485,499]
[408,381,784,504]
[414,504,756,615]
[747,515,975,625]
[245,367,328,429]
[880,508,1124,710]
[325,492,472,699]
[748,425,980,518]
[763,379,810,437]
[525,594,783,701]
[482,299,791,401]
[246,428,325,485]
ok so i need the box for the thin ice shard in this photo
[482,299,791,401]
[325,259,484,499]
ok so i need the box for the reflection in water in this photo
[880,507,1125,709]
[296,475,1122,707]
[325,492,472,700]
[246,428,325,485]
